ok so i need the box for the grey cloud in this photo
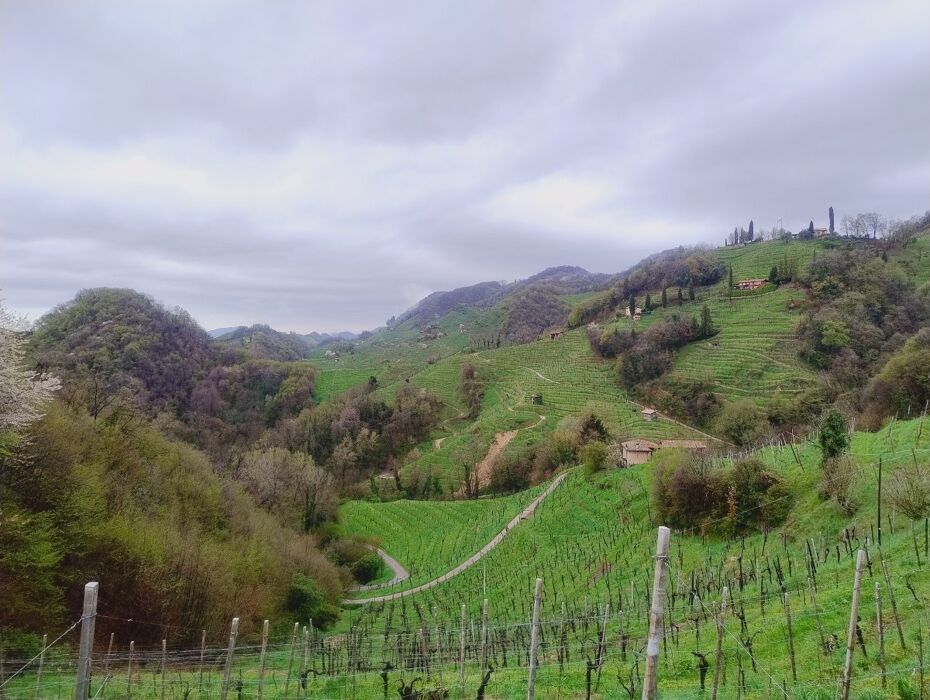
[2,0,928,332]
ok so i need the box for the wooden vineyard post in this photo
[459,604,466,696]
[283,622,299,699]
[159,639,166,700]
[257,620,269,700]
[127,642,134,699]
[876,582,886,689]
[198,630,206,691]
[219,617,239,700]
[526,577,543,700]
[35,633,47,700]
[643,526,671,700]
[780,591,797,682]
[74,581,99,700]
[840,550,865,700]
[103,632,114,682]
[480,598,489,673]
[882,559,907,650]
[712,586,728,700]
[299,626,309,698]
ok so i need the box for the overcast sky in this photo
[2,0,928,332]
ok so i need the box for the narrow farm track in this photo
[349,547,410,592]
[342,471,569,605]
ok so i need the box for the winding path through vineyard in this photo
[343,470,569,605]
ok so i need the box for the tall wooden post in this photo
[257,620,269,700]
[459,604,466,695]
[876,582,886,689]
[34,633,48,700]
[480,599,489,672]
[283,622,299,699]
[198,630,206,691]
[840,550,865,700]
[881,559,907,650]
[712,586,728,700]
[877,458,883,547]
[159,639,166,700]
[103,633,114,681]
[783,592,797,682]
[74,581,99,700]
[219,617,239,700]
[526,577,543,700]
[127,642,134,700]
[643,527,671,700]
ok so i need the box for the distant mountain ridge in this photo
[393,265,618,328]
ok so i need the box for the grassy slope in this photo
[340,484,547,596]
[334,417,930,698]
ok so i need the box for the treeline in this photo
[796,246,930,427]
[4,289,451,645]
[567,247,725,327]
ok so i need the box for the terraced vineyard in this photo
[326,417,930,698]
[374,328,705,488]
[340,484,547,597]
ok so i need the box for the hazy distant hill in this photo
[213,324,313,361]
[394,266,617,328]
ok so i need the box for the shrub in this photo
[285,573,339,628]
[819,456,860,515]
[350,553,384,583]
[888,465,930,520]
[581,441,609,474]
[714,400,769,446]
[652,453,791,534]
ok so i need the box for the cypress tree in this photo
[808,220,815,235]
[661,287,668,308]
[748,219,754,241]
[645,293,652,311]
[700,304,715,338]
[829,206,835,234]
[677,287,684,306]
[688,281,695,301]
[628,295,636,317]
[728,263,734,289]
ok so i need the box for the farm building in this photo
[814,227,830,238]
[531,393,543,405]
[619,438,707,467]
[736,278,767,291]
[641,407,657,421]
[549,329,564,340]
[620,440,658,465]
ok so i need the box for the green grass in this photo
[340,485,547,597]
[321,416,930,697]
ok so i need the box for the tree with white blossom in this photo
[0,299,59,435]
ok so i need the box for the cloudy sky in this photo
[2,0,928,332]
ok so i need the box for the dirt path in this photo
[349,547,410,592]
[472,429,518,489]
[525,367,556,383]
[343,471,569,605]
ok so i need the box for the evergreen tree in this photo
[677,287,684,306]
[819,410,849,464]
[628,296,636,317]
[728,264,734,289]
[688,281,695,301]
[829,206,835,234]
[769,265,780,285]
[661,287,668,308]
[733,227,739,245]
[699,304,715,338]
[645,293,652,311]
[809,220,815,235]
[748,219,754,241]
